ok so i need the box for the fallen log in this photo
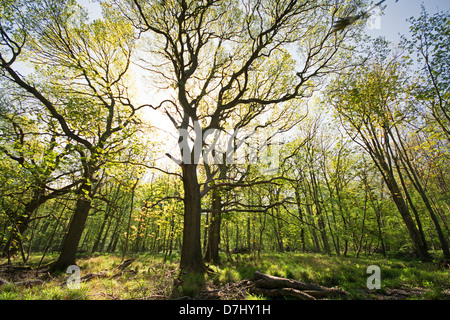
[111,258,137,278]
[250,287,317,300]
[14,279,45,287]
[252,271,347,300]
[80,271,108,282]
[115,258,136,271]
[0,274,45,287]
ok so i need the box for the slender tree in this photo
[328,39,432,261]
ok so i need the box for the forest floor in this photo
[0,252,449,300]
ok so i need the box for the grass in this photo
[1,252,449,300]
[209,252,450,300]
[0,253,178,300]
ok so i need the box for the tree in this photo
[328,38,432,262]
[403,8,450,139]
[117,0,361,275]
[0,0,149,270]
[0,91,81,259]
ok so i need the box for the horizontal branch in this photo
[108,159,182,178]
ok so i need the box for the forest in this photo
[0,0,449,302]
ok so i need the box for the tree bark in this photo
[251,271,347,299]
[180,163,206,274]
[382,165,431,262]
[51,181,93,271]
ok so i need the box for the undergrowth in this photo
[1,252,449,300]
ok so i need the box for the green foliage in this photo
[174,272,206,297]
[401,7,450,139]
[0,0,449,300]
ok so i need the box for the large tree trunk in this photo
[51,182,93,271]
[180,163,205,274]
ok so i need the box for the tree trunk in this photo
[374,198,387,258]
[420,193,450,259]
[51,179,93,271]
[180,163,205,274]
[294,189,306,252]
[310,170,330,255]
[122,179,139,260]
[272,207,284,253]
[356,184,368,258]
[251,271,347,300]
[396,148,450,259]
[366,139,431,262]
[396,162,429,253]
[383,168,431,262]
[51,185,92,271]
[91,209,109,253]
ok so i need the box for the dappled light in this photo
[0,0,449,306]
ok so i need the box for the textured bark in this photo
[179,163,206,274]
[250,271,348,300]
[51,181,93,272]
[380,163,431,262]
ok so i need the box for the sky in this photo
[75,0,450,141]
[365,0,450,42]
[14,0,450,75]
[12,0,450,136]
[80,0,450,40]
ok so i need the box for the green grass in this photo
[0,253,179,300]
[1,252,449,300]
[210,252,450,299]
